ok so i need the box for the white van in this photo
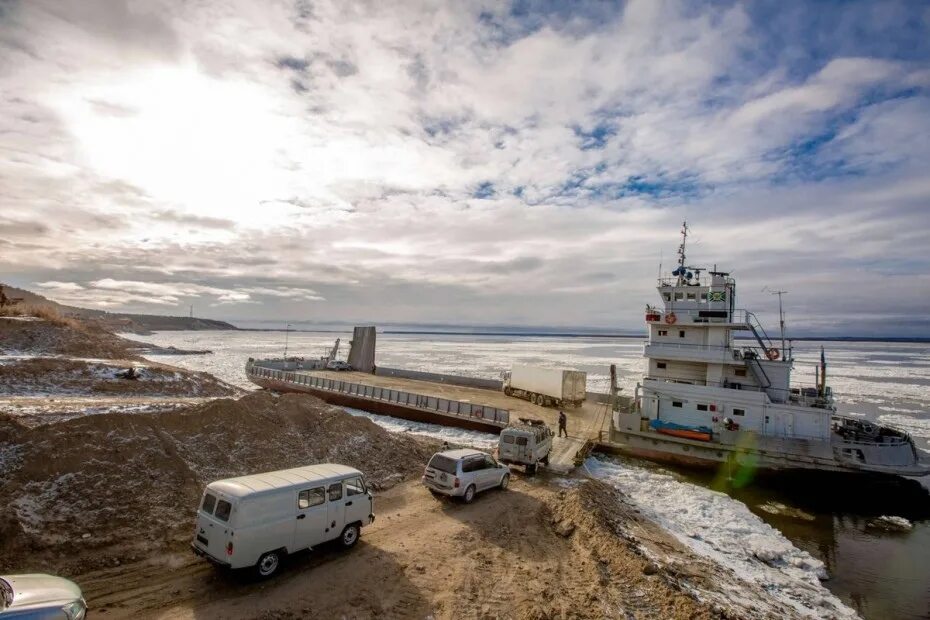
[191,464,374,578]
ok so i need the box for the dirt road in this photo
[76,477,727,620]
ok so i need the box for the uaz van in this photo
[191,464,374,578]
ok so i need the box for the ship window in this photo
[672,401,682,408]
[697,404,708,411]
[733,408,745,416]
[687,293,696,300]
[734,368,747,377]
[674,292,683,301]
[700,292,708,301]
[679,330,685,338]
[658,330,668,336]
[656,362,667,369]
[663,293,671,301]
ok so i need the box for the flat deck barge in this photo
[247,360,616,445]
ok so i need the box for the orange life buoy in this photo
[766,348,780,360]
[665,312,677,325]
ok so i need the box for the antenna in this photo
[189,304,193,319]
[676,221,689,285]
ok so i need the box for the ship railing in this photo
[643,375,835,408]
[831,415,912,446]
[644,341,788,361]
[647,308,753,325]
[247,364,509,425]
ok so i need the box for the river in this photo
[130,328,930,620]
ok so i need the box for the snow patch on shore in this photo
[585,456,858,619]
[343,407,498,450]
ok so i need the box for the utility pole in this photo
[189,304,193,318]
[283,322,291,367]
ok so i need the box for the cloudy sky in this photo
[1,0,929,335]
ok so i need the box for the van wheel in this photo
[541,454,550,465]
[526,463,537,475]
[255,550,282,579]
[463,484,476,504]
[340,524,360,548]
[499,474,509,490]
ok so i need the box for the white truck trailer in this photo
[502,364,586,408]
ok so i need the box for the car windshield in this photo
[0,578,12,609]
[428,454,458,474]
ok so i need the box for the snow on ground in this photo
[343,407,499,450]
[585,456,858,619]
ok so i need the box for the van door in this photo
[344,476,371,526]
[194,491,234,562]
[293,486,328,550]
[325,481,345,540]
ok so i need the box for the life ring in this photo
[665,312,677,325]
[766,348,780,360]
[474,408,484,419]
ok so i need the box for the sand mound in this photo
[0,391,438,575]
[0,357,238,399]
[0,318,138,359]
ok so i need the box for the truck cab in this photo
[497,418,553,474]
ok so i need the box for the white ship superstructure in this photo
[610,223,929,477]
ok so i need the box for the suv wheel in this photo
[499,474,509,490]
[463,484,476,504]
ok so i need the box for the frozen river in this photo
[131,329,930,620]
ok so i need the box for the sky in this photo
[1,0,929,336]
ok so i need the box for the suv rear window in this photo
[214,499,232,522]
[201,493,217,514]
[428,454,458,474]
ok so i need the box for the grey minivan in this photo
[421,449,509,503]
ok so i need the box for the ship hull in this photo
[598,427,930,477]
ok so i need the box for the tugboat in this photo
[608,223,930,478]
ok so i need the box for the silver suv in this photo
[0,574,86,619]
[422,449,509,503]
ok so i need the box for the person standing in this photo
[558,411,568,438]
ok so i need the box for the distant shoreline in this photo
[231,326,930,343]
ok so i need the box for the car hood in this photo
[3,574,82,610]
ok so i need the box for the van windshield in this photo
[428,454,458,474]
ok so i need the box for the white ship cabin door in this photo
[773,412,794,437]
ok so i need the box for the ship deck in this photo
[304,370,614,442]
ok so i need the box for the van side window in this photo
[327,483,343,502]
[201,493,217,514]
[298,487,325,509]
[346,477,366,497]
[516,437,528,446]
[214,500,232,522]
[503,435,515,444]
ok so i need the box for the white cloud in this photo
[1,0,929,334]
